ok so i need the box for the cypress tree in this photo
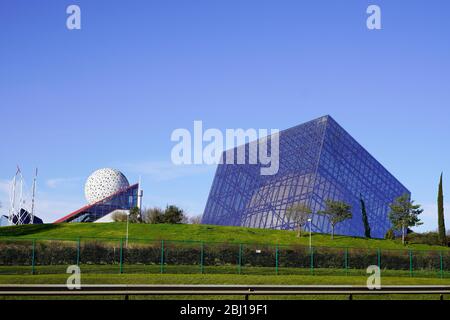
[360,194,371,238]
[438,173,447,246]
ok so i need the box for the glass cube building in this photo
[201,115,410,238]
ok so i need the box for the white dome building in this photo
[84,168,130,204]
[55,167,141,224]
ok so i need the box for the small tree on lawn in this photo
[317,199,352,240]
[360,194,371,239]
[163,205,186,224]
[285,203,312,237]
[189,215,203,224]
[112,211,128,222]
[388,193,423,245]
[142,207,164,224]
[438,173,447,246]
[128,206,141,223]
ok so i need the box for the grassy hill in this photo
[0,222,447,251]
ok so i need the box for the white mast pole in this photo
[18,168,24,225]
[9,172,17,225]
[137,175,142,212]
[30,168,38,224]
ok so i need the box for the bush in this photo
[0,241,34,265]
[128,207,142,223]
[0,239,448,273]
[141,205,188,224]
[385,229,395,240]
[163,205,186,224]
[141,207,164,224]
[406,232,441,246]
[189,215,203,224]
[112,211,128,222]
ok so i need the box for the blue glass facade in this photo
[55,184,139,223]
[202,116,410,238]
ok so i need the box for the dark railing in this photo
[0,284,449,300]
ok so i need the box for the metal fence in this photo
[0,237,449,278]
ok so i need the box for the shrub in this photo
[0,239,448,273]
[141,206,188,224]
[141,207,164,224]
[112,211,128,222]
[406,232,440,246]
[385,229,395,240]
[189,215,203,224]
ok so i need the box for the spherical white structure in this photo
[84,168,130,204]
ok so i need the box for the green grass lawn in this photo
[2,272,449,285]
[1,273,449,300]
[0,264,447,279]
[1,221,448,300]
[0,222,447,251]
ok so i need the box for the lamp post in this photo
[307,218,312,249]
[126,210,130,249]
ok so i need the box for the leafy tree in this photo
[438,173,447,246]
[317,199,352,240]
[384,229,395,240]
[285,203,312,237]
[128,206,141,223]
[162,205,186,224]
[189,215,203,224]
[111,211,127,222]
[142,207,164,224]
[388,193,423,245]
[141,205,187,224]
[360,195,371,238]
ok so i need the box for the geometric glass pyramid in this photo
[202,115,410,238]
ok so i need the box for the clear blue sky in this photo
[0,0,449,232]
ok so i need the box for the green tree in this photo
[111,211,127,222]
[360,195,371,238]
[142,207,164,224]
[388,193,423,245]
[285,203,312,237]
[384,228,395,240]
[189,215,203,224]
[317,199,352,240]
[128,206,141,223]
[162,205,186,224]
[438,173,447,245]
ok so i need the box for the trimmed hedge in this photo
[0,240,449,272]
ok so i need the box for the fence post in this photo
[440,251,444,279]
[238,244,242,275]
[200,241,204,274]
[275,244,279,275]
[76,237,81,266]
[310,247,314,275]
[160,240,165,274]
[344,248,348,275]
[119,238,123,274]
[31,239,36,275]
[377,248,381,270]
[409,249,413,277]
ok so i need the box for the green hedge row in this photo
[0,241,447,271]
